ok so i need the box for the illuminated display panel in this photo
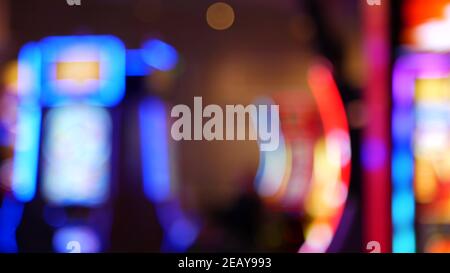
[41,105,111,206]
[392,53,450,253]
[39,35,125,107]
[414,76,450,252]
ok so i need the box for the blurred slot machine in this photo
[253,62,351,253]
[393,53,450,253]
[12,35,126,253]
[2,34,196,253]
[392,0,450,253]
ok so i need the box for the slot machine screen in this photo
[42,105,111,207]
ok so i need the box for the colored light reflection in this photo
[139,98,171,203]
[362,1,391,252]
[0,197,24,253]
[11,42,42,203]
[12,106,41,202]
[254,136,291,199]
[17,43,41,102]
[206,2,235,31]
[141,39,178,71]
[42,105,111,206]
[53,226,100,253]
[300,63,351,253]
[56,61,100,82]
[253,63,351,253]
[157,202,199,252]
[139,98,199,252]
[361,138,387,171]
[404,0,450,51]
[39,35,126,106]
[1,61,18,94]
[253,97,291,201]
[392,53,450,253]
[126,49,151,76]
[414,6,450,52]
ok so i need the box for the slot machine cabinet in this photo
[392,53,450,253]
[13,35,125,252]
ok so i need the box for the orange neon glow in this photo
[56,62,100,82]
[403,0,450,45]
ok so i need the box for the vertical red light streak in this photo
[362,1,392,253]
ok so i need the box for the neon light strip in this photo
[307,64,351,187]
[12,106,42,203]
[362,1,392,253]
[12,43,42,203]
[139,98,199,252]
[392,53,449,253]
[299,63,351,253]
[139,98,171,203]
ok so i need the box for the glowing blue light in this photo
[17,42,41,102]
[39,35,126,107]
[392,135,415,253]
[392,190,415,227]
[53,226,100,253]
[166,218,199,252]
[392,54,418,253]
[0,197,24,253]
[139,99,199,251]
[393,227,416,253]
[139,98,171,203]
[392,149,414,187]
[12,106,41,203]
[157,202,199,252]
[141,39,178,71]
[11,43,43,203]
[392,109,414,142]
[126,49,151,76]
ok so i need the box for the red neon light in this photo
[362,1,391,253]
[306,63,352,246]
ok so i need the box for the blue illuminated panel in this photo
[12,43,42,203]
